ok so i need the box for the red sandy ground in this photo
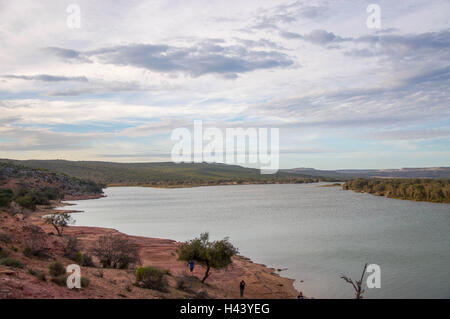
[0,202,299,299]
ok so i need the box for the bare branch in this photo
[340,263,368,299]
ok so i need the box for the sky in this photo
[0,0,449,169]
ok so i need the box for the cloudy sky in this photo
[0,0,449,169]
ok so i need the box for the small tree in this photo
[91,234,140,269]
[340,263,368,299]
[177,232,238,283]
[44,213,74,236]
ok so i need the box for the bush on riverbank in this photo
[91,234,140,269]
[343,178,450,203]
[135,266,169,292]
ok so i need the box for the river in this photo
[66,183,450,298]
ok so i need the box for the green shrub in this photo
[23,243,50,260]
[135,266,168,292]
[82,254,95,267]
[117,255,131,269]
[37,187,61,201]
[51,274,68,286]
[49,261,65,277]
[9,246,18,252]
[80,277,90,288]
[0,257,24,268]
[66,250,95,267]
[14,195,36,211]
[28,269,46,281]
[0,189,13,207]
[74,252,84,265]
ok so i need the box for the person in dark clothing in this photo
[239,280,246,297]
[297,292,304,299]
[188,260,195,272]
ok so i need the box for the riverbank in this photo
[0,201,299,299]
[106,180,322,189]
[342,178,450,203]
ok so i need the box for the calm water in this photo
[66,184,450,298]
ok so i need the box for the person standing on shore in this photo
[240,280,246,298]
[297,292,304,299]
[188,260,195,272]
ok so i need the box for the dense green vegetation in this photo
[343,178,450,203]
[0,161,104,209]
[0,187,58,211]
[0,189,14,207]
[1,159,336,186]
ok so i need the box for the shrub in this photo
[195,290,210,299]
[9,246,18,252]
[0,189,13,207]
[91,234,140,269]
[73,252,84,265]
[0,233,12,245]
[63,236,79,257]
[117,255,131,269]
[80,277,90,288]
[38,187,61,201]
[82,254,95,267]
[30,191,50,206]
[28,269,46,281]
[23,244,50,259]
[0,257,24,268]
[135,266,169,292]
[23,246,32,257]
[0,247,11,259]
[66,250,95,267]
[176,274,197,292]
[24,227,51,259]
[49,261,65,277]
[51,274,68,286]
[14,195,36,211]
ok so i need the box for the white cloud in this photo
[0,0,448,168]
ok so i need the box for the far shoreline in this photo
[105,180,324,189]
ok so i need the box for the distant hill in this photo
[0,160,326,186]
[284,167,450,179]
[2,159,446,188]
